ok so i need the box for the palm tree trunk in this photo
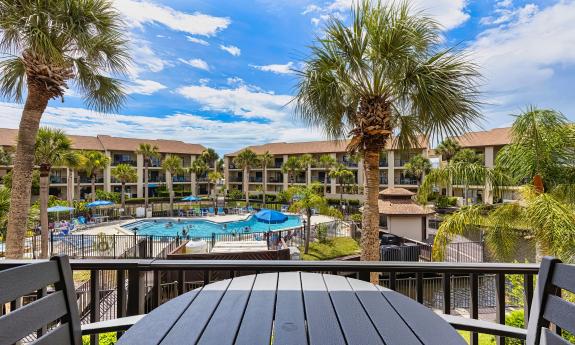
[263,166,267,206]
[5,87,50,259]
[120,181,126,211]
[324,169,328,195]
[39,172,50,258]
[144,163,149,210]
[360,149,381,284]
[244,168,249,206]
[168,179,174,217]
[75,170,81,201]
[91,175,96,202]
[304,210,312,254]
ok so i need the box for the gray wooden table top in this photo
[117,272,466,345]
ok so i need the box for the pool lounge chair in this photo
[208,207,215,216]
[281,205,289,213]
[217,207,225,215]
[247,206,254,213]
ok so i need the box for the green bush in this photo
[316,224,328,243]
[95,190,120,203]
[227,189,243,200]
[504,309,575,344]
[82,332,117,345]
[350,213,362,223]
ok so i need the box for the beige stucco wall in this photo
[387,215,425,241]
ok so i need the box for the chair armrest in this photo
[80,315,145,335]
[440,314,527,340]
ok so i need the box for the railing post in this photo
[416,272,424,304]
[211,233,215,249]
[358,270,370,282]
[90,270,100,345]
[152,270,161,309]
[523,273,533,326]
[495,273,506,345]
[117,269,126,319]
[470,273,479,345]
[389,272,397,291]
[113,234,116,258]
[442,273,451,315]
[127,269,145,316]
[82,234,85,259]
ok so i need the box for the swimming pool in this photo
[121,215,302,237]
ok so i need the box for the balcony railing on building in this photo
[80,177,104,183]
[248,176,263,183]
[396,177,418,185]
[112,159,137,166]
[228,176,242,183]
[172,176,191,183]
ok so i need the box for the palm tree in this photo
[282,156,304,187]
[233,149,259,205]
[66,151,85,204]
[190,158,209,195]
[258,151,274,206]
[288,185,327,254]
[433,108,575,262]
[436,138,462,162]
[201,148,219,173]
[329,164,355,206]
[1,0,130,258]
[293,1,481,275]
[0,147,12,166]
[452,148,483,164]
[136,144,160,210]
[208,171,223,210]
[111,164,137,211]
[403,155,431,186]
[215,158,224,174]
[161,155,183,216]
[82,151,110,202]
[317,154,337,195]
[34,128,77,258]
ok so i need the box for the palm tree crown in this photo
[34,128,76,171]
[111,164,137,184]
[233,149,258,204]
[82,150,110,201]
[403,154,431,185]
[436,138,462,162]
[201,148,219,171]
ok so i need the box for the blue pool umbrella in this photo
[86,200,114,208]
[47,206,75,212]
[182,196,201,201]
[255,209,288,224]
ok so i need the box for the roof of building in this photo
[226,136,428,156]
[379,187,415,197]
[0,128,205,154]
[378,199,435,215]
[452,127,511,148]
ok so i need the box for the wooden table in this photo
[117,272,466,345]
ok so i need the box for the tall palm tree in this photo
[293,0,481,276]
[215,158,224,174]
[433,108,575,262]
[452,148,483,164]
[190,158,209,195]
[82,151,110,202]
[1,0,130,259]
[258,151,274,206]
[208,171,223,210]
[201,148,219,173]
[233,149,258,205]
[66,151,85,204]
[403,154,431,187]
[329,164,355,206]
[317,154,337,195]
[34,128,77,258]
[436,138,461,162]
[111,163,137,211]
[287,185,327,254]
[136,144,159,210]
[161,155,183,216]
[282,156,304,187]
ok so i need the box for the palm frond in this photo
[0,57,26,102]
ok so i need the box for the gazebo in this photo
[378,187,435,242]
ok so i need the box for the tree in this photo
[34,127,77,258]
[403,154,431,186]
[208,171,223,210]
[82,151,110,202]
[282,156,304,187]
[66,151,85,204]
[287,184,327,254]
[233,149,258,205]
[433,108,575,262]
[317,154,337,195]
[161,155,183,216]
[1,0,130,259]
[436,138,461,162]
[0,147,12,166]
[215,158,224,174]
[259,151,274,206]
[329,164,355,206]
[201,148,219,173]
[111,164,137,211]
[136,144,159,210]
[190,158,209,195]
[293,1,481,279]
[452,148,483,164]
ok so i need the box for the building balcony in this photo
[228,176,243,183]
[173,176,191,183]
[112,160,137,166]
[79,177,104,183]
[50,176,65,184]
[248,177,263,183]
[396,178,418,185]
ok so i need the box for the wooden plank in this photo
[197,275,256,345]
[527,257,561,345]
[551,263,575,293]
[323,274,384,345]
[0,291,68,345]
[116,288,202,345]
[0,261,59,304]
[160,279,231,345]
[378,286,466,345]
[541,328,571,345]
[52,255,82,345]
[347,278,421,345]
[300,273,346,345]
[273,272,308,345]
[235,273,278,345]
[543,295,575,334]
[32,322,72,345]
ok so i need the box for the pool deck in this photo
[74,213,336,236]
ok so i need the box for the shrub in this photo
[82,332,117,345]
[316,224,328,243]
[227,189,243,200]
[350,213,362,223]
[95,190,120,203]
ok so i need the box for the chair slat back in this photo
[0,255,82,345]
[527,257,575,345]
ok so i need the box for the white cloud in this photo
[176,83,292,120]
[480,3,538,26]
[219,44,241,56]
[0,102,323,154]
[113,0,230,36]
[305,0,470,30]
[250,62,295,74]
[126,38,170,77]
[186,36,209,46]
[125,79,167,95]
[178,58,210,71]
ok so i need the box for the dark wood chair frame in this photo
[0,254,143,345]
[442,256,575,345]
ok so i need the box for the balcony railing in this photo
[80,177,104,183]
[267,176,282,183]
[172,176,191,183]
[113,160,137,166]
[248,177,263,183]
[50,176,65,184]
[396,178,418,185]
[0,259,542,345]
[228,176,243,183]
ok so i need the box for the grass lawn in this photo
[458,331,496,344]
[300,237,360,260]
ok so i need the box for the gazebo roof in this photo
[378,199,435,215]
[379,187,416,197]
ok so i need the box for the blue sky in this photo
[1,0,575,154]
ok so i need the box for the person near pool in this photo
[165,221,173,228]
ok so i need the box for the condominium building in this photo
[0,128,207,202]
[224,138,429,200]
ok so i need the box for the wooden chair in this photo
[0,255,143,345]
[442,256,575,345]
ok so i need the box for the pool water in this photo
[121,215,302,237]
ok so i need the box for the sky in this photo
[1,0,575,155]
